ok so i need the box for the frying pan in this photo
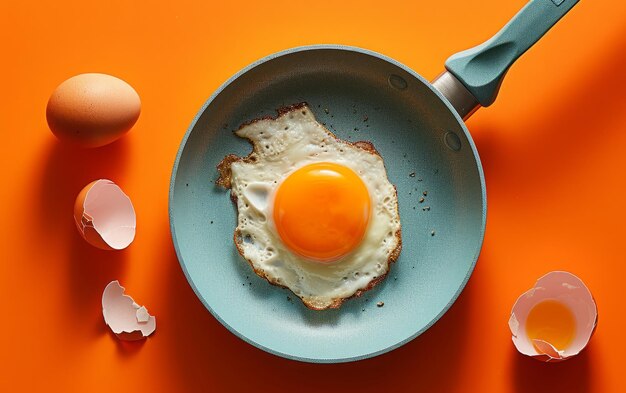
[169,0,578,362]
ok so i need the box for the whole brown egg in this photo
[46,73,140,148]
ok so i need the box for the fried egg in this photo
[217,103,401,310]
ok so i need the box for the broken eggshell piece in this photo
[509,271,597,362]
[102,281,156,341]
[74,179,136,250]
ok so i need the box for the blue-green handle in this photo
[445,0,579,107]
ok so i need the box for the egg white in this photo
[222,104,401,310]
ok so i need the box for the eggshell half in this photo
[509,271,597,362]
[74,179,136,250]
[47,73,140,148]
[102,281,156,341]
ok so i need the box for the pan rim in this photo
[168,44,487,363]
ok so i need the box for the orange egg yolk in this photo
[272,162,371,263]
[525,299,577,351]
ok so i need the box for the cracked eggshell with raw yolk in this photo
[509,271,598,362]
[74,179,136,250]
[218,104,402,310]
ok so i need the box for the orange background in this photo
[2,0,625,392]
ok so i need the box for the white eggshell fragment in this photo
[102,281,156,341]
[509,271,597,362]
[74,179,136,250]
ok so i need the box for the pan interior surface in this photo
[170,47,485,362]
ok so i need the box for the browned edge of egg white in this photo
[216,102,402,311]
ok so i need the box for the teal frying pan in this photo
[169,0,578,362]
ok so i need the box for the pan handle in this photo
[434,0,579,119]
